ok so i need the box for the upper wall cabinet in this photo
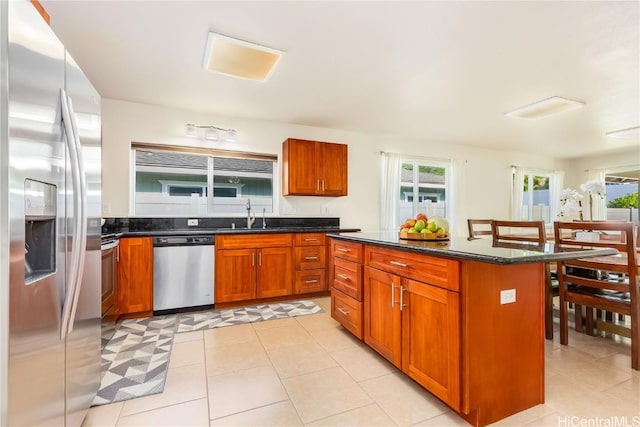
[282,138,348,197]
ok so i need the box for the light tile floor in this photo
[83,297,640,427]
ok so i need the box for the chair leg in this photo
[545,279,553,340]
[559,295,568,345]
[574,304,584,333]
[585,307,595,336]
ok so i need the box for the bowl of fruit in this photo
[398,214,450,241]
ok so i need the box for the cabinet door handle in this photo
[317,179,321,191]
[305,279,319,284]
[391,282,396,307]
[116,245,120,262]
[400,285,407,311]
[337,307,349,315]
[337,274,349,280]
[258,252,262,266]
[321,180,325,192]
[304,238,318,242]
[252,253,255,266]
[304,256,318,260]
[389,260,408,268]
[337,248,349,253]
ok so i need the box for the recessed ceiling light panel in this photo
[605,126,639,139]
[202,32,283,82]
[505,96,585,120]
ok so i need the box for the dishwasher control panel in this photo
[153,235,215,247]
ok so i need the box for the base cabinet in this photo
[331,237,545,427]
[215,234,293,304]
[364,266,461,410]
[117,237,153,316]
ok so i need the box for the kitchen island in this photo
[327,231,616,427]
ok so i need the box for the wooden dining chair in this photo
[467,219,493,239]
[491,220,556,340]
[554,221,639,370]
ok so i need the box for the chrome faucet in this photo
[246,198,255,229]
[262,208,267,229]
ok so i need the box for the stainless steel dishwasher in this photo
[153,235,215,313]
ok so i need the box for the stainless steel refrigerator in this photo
[0,1,102,425]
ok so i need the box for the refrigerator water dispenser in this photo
[24,179,57,284]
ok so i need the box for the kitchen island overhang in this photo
[327,231,616,427]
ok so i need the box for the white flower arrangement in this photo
[558,188,584,219]
[557,180,605,220]
[579,180,606,198]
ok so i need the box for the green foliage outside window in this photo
[607,192,639,208]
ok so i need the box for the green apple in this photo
[420,228,432,234]
[436,227,446,236]
[414,219,426,232]
[427,221,438,232]
[408,227,418,233]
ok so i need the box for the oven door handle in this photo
[101,240,119,251]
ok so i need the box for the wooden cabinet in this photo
[117,237,153,317]
[282,138,348,196]
[363,246,461,411]
[330,239,364,339]
[293,233,327,294]
[215,234,293,303]
[330,237,546,426]
[101,240,119,320]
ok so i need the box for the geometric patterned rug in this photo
[177,299,324,333]
[92,299,324,406]
[92,315,177,406]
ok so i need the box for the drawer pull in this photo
[304,256,319,260]
[304,238,318,242]
[305,279,319,284]
[337,307,349,315]
[337,248,350,253]
[389,260,408,268]
[337,274,350,280]
[391,282,396,307]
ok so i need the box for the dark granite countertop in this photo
[119,227,360,238]
[327,231,618,265]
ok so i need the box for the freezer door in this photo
[64,52,101,426]
[6,1,67,425]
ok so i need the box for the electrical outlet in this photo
[102,203,111,216]
[321,205,330,215]
[284,207,295,215]
[187,219,198,226]
[500,289,516,304]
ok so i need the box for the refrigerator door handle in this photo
[59,89,88,340]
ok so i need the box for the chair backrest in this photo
[554,221,638,293]
[467,219,493,239]
[491,220,546,245]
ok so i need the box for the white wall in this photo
[102,98,566,234]
[562,148,640,190]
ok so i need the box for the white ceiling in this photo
[41,1,640,159]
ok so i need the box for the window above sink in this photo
[132,143,277,217]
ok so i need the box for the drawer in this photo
[331,289,363,340]
[331,239,363,263]
[294,233,326,246]
[365,245,460,292]
[294,269,326,294]
[332,258,362,301]
[295,246,326,270]
[216,233,292,249]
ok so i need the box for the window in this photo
[511,167,562,224]
[132,144,276,216]
[604,170,639,223]
[399,160,448,220]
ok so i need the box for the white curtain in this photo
[585,168,607,220]
[449,158,467,237]
[549,170,564,220]
[380,152,402,230]
[510,167,525,220]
